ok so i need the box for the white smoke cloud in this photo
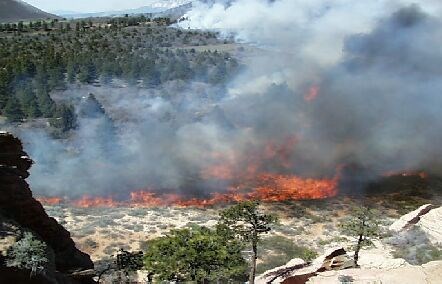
[182,0,442,66]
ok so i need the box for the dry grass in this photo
[42,192,439,265]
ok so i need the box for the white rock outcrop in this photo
[256,247,353,284]
[358,246,407,270]
[417,206,442,245]
[307,260,442,284]
[389,204,437,232]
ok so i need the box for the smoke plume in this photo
[14,0,442,199]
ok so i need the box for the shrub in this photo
[144,226,248,282]
[339,275,354,283]
[84,238,98,249]
[256,235,318,274]
[127,208,147,217]
[7,232,49,276]
[388,227,442,265]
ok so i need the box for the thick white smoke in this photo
[180,0,442,177]
[182,0,442,67]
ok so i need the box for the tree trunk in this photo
[354,233,363,268]
[249,241,257,284]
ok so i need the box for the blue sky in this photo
[26,0,161,13]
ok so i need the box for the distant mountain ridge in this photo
[55,0,192,19]
[0,0,59,23]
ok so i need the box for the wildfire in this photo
[252,173,338,201]
[36,196,62,206]
[37,166,430,208]
[72,196,120,208]
[130,192,183,207]
[382,170,428,179]
[36,172,339,208]
[304,85,320,102]
[36,135,342,208]
[202,136,298,181]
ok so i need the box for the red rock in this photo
[0,132,94,275]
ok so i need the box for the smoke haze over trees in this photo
[3,0,442,200]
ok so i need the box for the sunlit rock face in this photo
[389,204,438,232]
[256,247,352,284]
[417,206,442,245]
[389,203,442,245]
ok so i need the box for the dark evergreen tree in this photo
[26,99,42,118]
[0,69,12,110]
[36,88,55,117]
[78,93,105,118]
[218,201,278,284]
[78,62,97,84]
[66,61,77,84]
[50,104,77,132]
[17,86,41,118]
[4,96,25,122]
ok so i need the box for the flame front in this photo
[37,172,339,208]
[72,196,119,208]
[36,196,62,206]
[251,173,338,201]
[38,167,429,208]
[37,136,341,208]
[304,85,320,102]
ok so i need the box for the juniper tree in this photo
[143,226,247,283]
[339,206,381,267]
[218,201,278,284]
[4,96,24,122]
[7,232,49,277]
[50,104,77,132]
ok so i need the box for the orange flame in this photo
[251,173,338,201]
[36,196,62,206]
[72,196,120,208]
[202,136,298,181]
[35,171,339,208]
[304,85,320,102]
[36,136,342,208]
[132,172,338,207]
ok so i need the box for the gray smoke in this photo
[181,1,442,177]
[16,1,442,199]
[21,82,232,198]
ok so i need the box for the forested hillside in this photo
[0,16,238,132]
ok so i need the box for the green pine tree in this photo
[50,104,77,132]
[218,201,278,284]
[340,206,382,267]
[36,88,55,117]
[4,96,25,122]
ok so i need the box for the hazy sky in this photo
[26,0,165,13]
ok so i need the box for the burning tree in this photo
[339,206,381,267]
[218,201,278,284]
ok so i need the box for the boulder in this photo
[357,246,407,270]
[307,260,442,284]
[256,258,307,284]
[417,206,442,245]
[389,204,438,232]
[256,247,353,284]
